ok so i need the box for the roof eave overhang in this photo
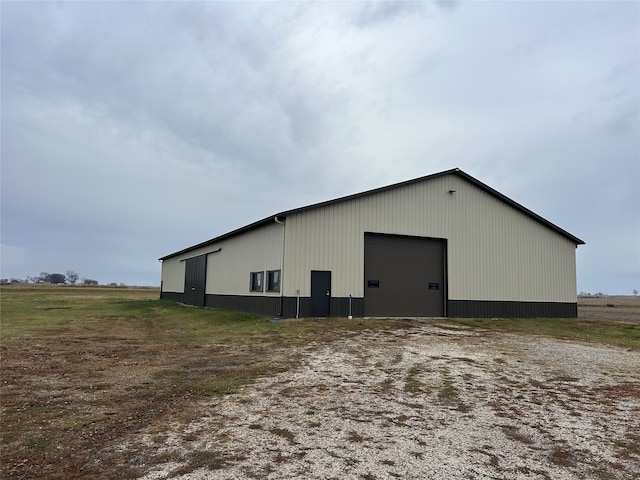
[453,170,585,246]
[159,168,584,261]
[158,215,279,261]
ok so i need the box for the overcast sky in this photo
[2,1,638,294]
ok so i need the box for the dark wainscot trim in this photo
[162,294,575,319]
[162,292,281,316]
[196,294,366,318]
[281,296,364,318]
[160,291,184,303]
[205,294,281,316]
[448,300,578,318]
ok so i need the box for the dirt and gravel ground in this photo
[3,293,638,479]
[129,322,640,480]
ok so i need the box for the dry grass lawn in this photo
[1,288,638,479]
[578,295,640,325]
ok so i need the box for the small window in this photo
[267,270,281,292]
[367,280,380,288]
[250,271,264,292]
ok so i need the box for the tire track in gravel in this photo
[134,324,640,480]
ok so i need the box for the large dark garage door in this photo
[364,233,446,317]
[183,254,207,307]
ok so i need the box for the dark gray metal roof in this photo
[159,168,585,260]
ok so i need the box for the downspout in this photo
[274,216,286,316]
[158,259,163,299]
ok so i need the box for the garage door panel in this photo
[364,233,445,317]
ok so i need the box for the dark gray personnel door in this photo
[183,254,207,307]
[310,271,331,317]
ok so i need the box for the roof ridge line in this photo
[159,168,583,260]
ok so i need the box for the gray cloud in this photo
[603,100,640,135]
[351,1,425,27]
[1,1,638,292]
[435,1,460,14]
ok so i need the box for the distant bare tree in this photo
[66,270,79,285]
[634,289,639,296]
[47,273,66,284]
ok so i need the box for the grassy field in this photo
[577,295,640,325]
[447,317,640,350]
[447,295,640,349]
[1,287,638,479]
[0,287,417,479]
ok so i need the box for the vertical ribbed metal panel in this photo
[160,256,186,293]
[282,174,577,303]
[206,221,283,296]
[160,221,283,297]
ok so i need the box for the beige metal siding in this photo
[207,222,283,295]
[283,175,577,303]
[161,255,186,293]
[161,221,283,296]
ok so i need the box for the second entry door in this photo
[310,270,331,317]
[183,254,207,307]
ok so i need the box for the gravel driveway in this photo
[136,322,640,480]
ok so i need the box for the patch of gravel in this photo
[132,325,640,479]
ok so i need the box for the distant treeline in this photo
[2,271,98,286]
[579,290,638,297]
